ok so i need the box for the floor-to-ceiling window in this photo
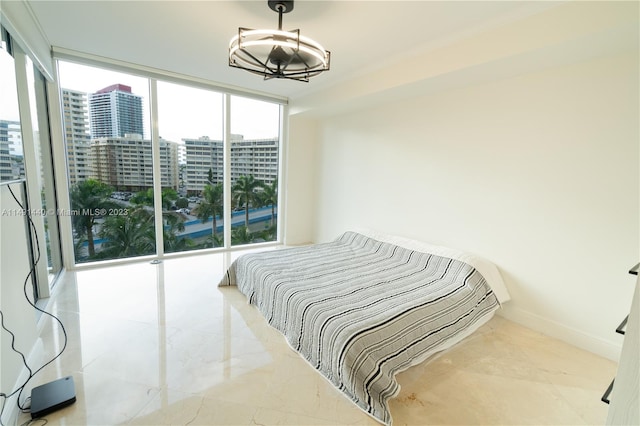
[1,27,62,296]
[229,96,280,246]
[25,55,63,284]
[0,29,25,183]
[56,58,284,265]
[156,81,225,253]
[58,61,155,263]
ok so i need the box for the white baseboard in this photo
[498,306,622,361]
[1,337,44,426]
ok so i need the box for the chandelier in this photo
[228,0,331,82]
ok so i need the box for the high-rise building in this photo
[184,134,278,195]
[90,134,179,191]
[88,84,144,139]
[0,120,23,181]
[177,143,186,165]
[61,88,92,186]
[184,136,224,194]
[230,136,279,185]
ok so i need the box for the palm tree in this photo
[161,188,178,210]
[130,188,178,211]
[256,224,277,243]
[163,213,192,253]
[232,175,263,227]
[194,183,223,246]
[70,179,117,258]
[231,226,254,245]
[129,188,153,206]
[260,178,278,227]
[97,207,155,259]
[201,232,223,249]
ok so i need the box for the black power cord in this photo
[0,183,69,425]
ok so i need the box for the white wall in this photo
[0,183,39,424]
[283,115,319,246]
[0,5,52,423]
[1,0,54,80]
[304,51,638,360]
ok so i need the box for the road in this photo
[177,206,276,238]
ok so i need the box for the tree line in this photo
[70,175,277,262]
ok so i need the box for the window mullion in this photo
[223,94,232,249]
[277,103,287,244]
[13,44,49,296]
[149,78,164,258]
[47,61,76,270]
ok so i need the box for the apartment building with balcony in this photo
[61,88,91,186]
[0,120,23,181]
[184,134,278,195]
[90,134,179,192]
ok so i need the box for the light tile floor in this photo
[18,251,616,425]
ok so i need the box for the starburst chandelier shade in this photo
[228,0,331,82]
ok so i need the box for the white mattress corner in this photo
[350,228,511,305]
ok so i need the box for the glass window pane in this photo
[157,81,224,252]
[58,61,155,263]
[26,56,63,283]
[0,37,24,182]
[230,96,280,246]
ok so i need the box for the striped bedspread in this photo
[219,231,499,425]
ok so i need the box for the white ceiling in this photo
[25,1,564,101]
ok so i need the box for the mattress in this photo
[219,231,508,425]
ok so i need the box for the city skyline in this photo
[57,61,280,144]
[58,85,279,194]
[1,57,282,193]
[0,58,281,166]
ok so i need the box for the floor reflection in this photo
[19,250,616,425]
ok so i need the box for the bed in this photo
[219,230,510,425]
